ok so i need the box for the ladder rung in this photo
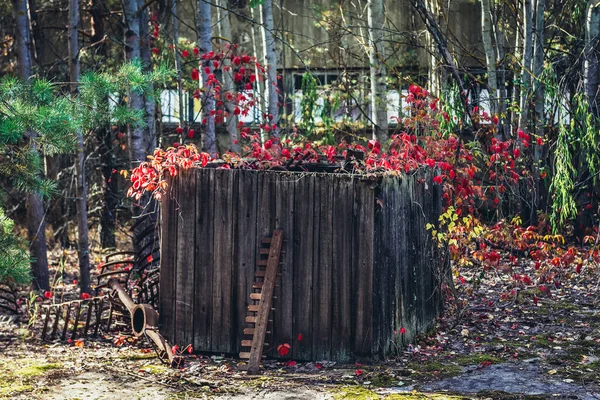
[240,352,266,359]
[250,293,262,300]
[257,259,268,266]
[241,340,269,347]
[244,328,271,335]
[261,238,272,244]
[255,271,266,277]
[246,316,257,323]
[252,282,263,289]
[259,248,270,254]
[247,304,259,312]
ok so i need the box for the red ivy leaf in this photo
[277,343,290,357]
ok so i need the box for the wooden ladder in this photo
[240,229,284,374]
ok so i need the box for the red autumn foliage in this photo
[277,343,291,357]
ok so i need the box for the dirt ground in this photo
[2,238,600,399]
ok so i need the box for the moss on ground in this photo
[0,359,62,398]
[331,386,467,399]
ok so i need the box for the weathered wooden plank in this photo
[248,229,284,374]
[292,174,315,361]
[372,178,387,356]
[235,170,258,354]
[331,176,353,361]
[211,169,236,353]
[273,175,297,358]
[353,179,374,356]
[312,174,333,361]
[193,168,214,351]
[255,172,275,356]
[175,169,196,348]
[159,173,178,342]
[412,170,426,334]
[273,176,294,359]
[390,178,404,350]
[247,304,260,312]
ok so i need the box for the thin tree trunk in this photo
[139,0,156,153]
[367,0,388,142]
[511,8,522,126]
[518,0,534,132]
[425,0,443,97]
[69,0,91,294]
[197,0,217,153]
[481,0,498,115]
[217,0,241,152]
[172,0,185,141]
[532,0,545,138]
[13,0,49,291]
[584,0,600,117]
[413,0,472,128]
[91,0,116,249]
[492,3,508,138]
[260,0,280,136]
[529,0,545,227]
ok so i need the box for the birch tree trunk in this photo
[123,0,145,166]
[217,0,241,152]
[13,0,49,290]
[68,0,91,294]
[584,0,600,117]
[481,0,498,115]
[260,0,280,137]
[518,0,534,132]
[197,0,217,153]
[250,6,266,135]
[367,0,388,142]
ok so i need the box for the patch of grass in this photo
[454,354,502,366]
[369,373,398,387]
[406,360,463,378]
[119,353,158,361]
[241,375,277,388]
[532,333,553,347]
[138,363,168,374]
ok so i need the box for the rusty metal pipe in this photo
[107,278,182,367]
